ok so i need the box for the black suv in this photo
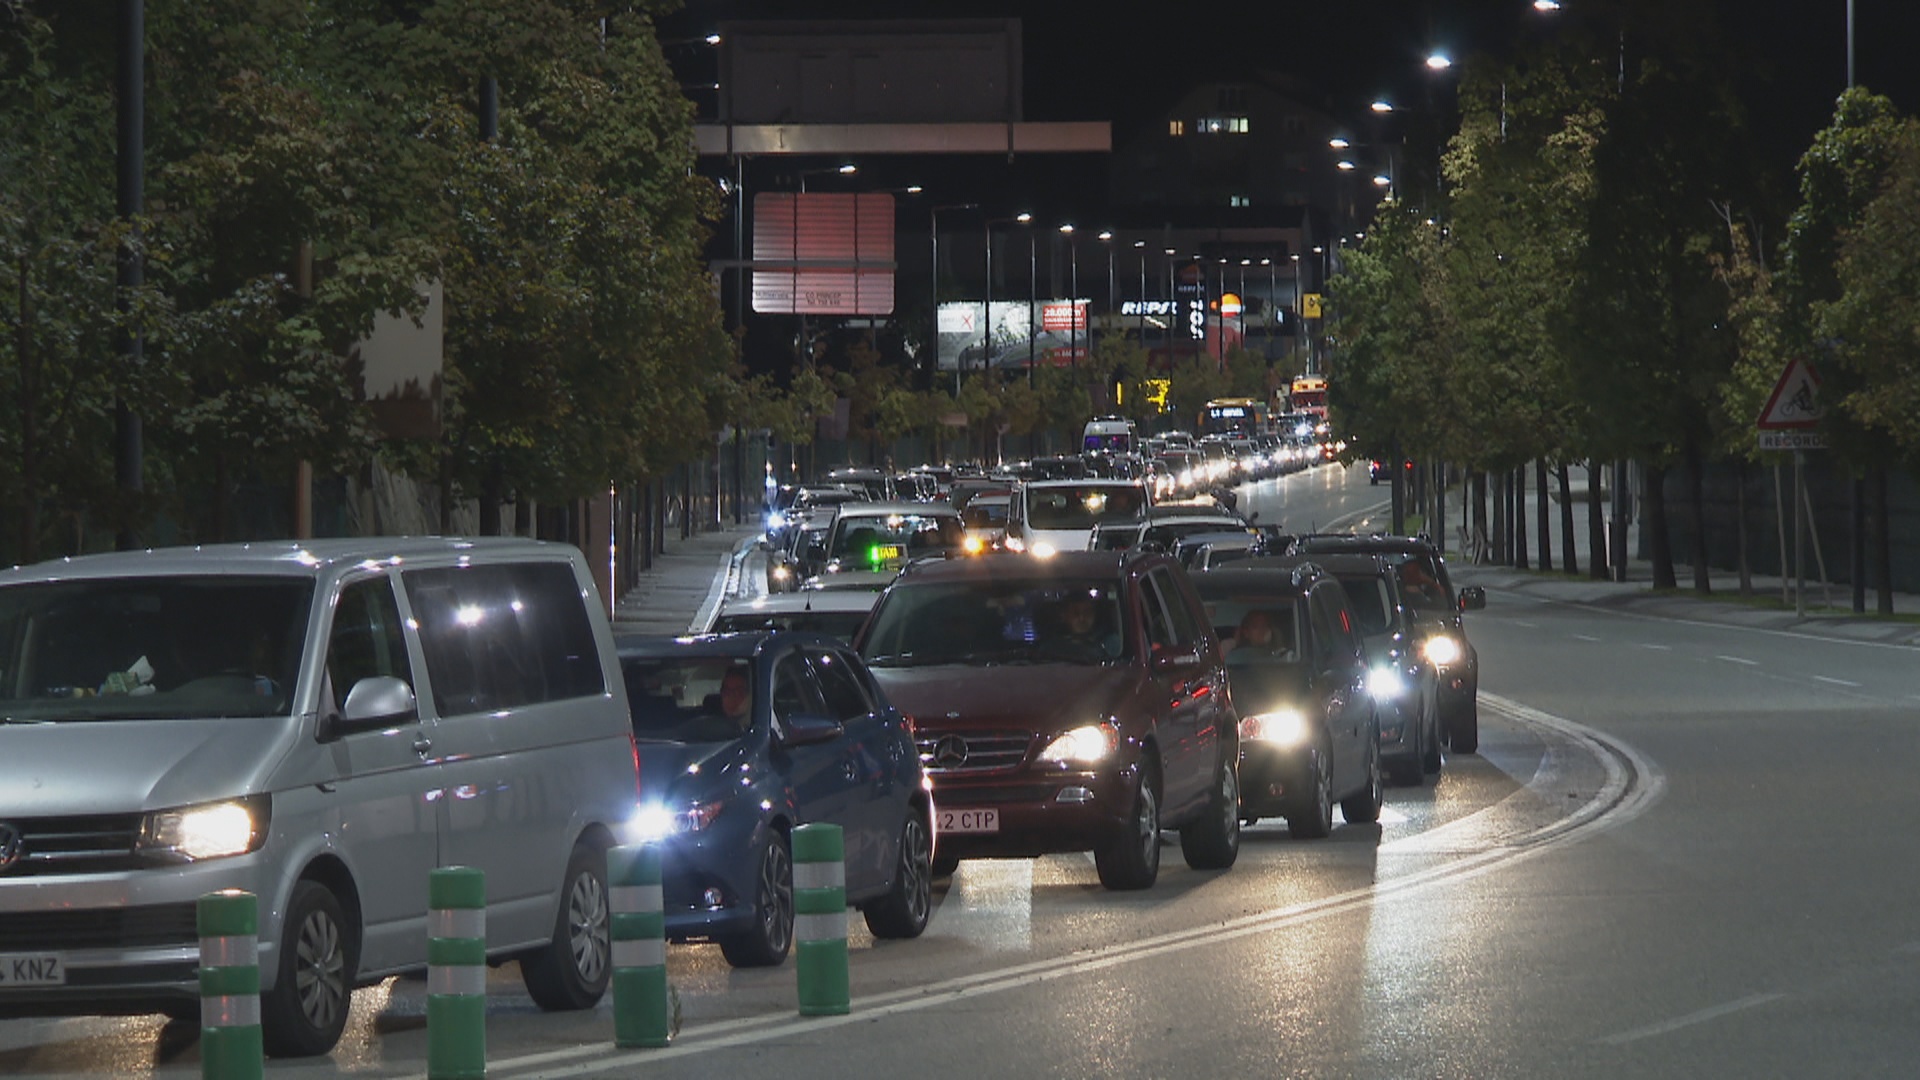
[855,550,1240,890]
[1291,534,1485,751]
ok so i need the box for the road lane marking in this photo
[1716,655,1759,665]
[1510,619,1538,628]
[1597,992,1785,1045]
[1641,643,1671,650]
[1812,675,1861,687]
[466,695,1663,1080]
[1572,634,1601,642]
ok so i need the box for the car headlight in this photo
[1030,541,1058,558]
[1038,722,1120,765]
[1366,666,1407,701]
[963,535,985,554]
[1240,708,1310,747]
[136,796,269,862]
[1422,635,1462,667]
[766,511,787,530]
[628,800,725,844]
[1003,535,1027,553]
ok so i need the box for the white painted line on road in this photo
[1597,992,1785,1046]
[1812,675,1861,687]
[1572,634,1601,642]
[1641,643,1672,651]
[469,695,1664,1080]
[1716,654,1760,666]
[1510,619,1538,628]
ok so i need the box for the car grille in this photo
[916,730,1033,774]
[0,813,147,877]
[0,902,201,951]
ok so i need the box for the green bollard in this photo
[609,844,671,1047]
[197,889,262,1080]
[427,866,487,1080]
[791,823,850,1016]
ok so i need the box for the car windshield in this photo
[619,656,754,743]
[0,576,313,722]
[1334,575,1395,636]
[962,501,1009,529]
[1198,596,1304,666]
[712,610,869,644]
[862,579,1128,666]
[1025,486,1149,530]
[830,513,966,567]
[1393,556,1452,612]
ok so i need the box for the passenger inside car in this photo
[1225,608,1296,663]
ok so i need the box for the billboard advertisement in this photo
[751,192,896,315]
[935,299,1085,370]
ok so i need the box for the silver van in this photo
[0,538,640,1056]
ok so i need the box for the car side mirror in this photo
[778,713,845,748]
[319,675,417,742]
[1457,586,1487,611]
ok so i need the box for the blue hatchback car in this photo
[614,631,934,967]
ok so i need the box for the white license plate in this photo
[938,808,999,834]
[0,953,65,987]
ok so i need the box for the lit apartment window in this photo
[1198,115,1250,134]
[1229,194,1251,207]
[1169,119,1185,136]
[1229,116,1249,134]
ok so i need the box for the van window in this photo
[325,576,414,714]
[403,562,605,716]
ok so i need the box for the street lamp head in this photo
[1337,160,1357,171]
[704,33,722,45]
[1329,137,1352,149]
[1289,253,1300,262]
[1240,258,1252,265]
[1059,223,1075,235]
[1425,53,1453,71]
[1134,240,1146,248]
[1533,0,1561,10]
[836,163,858,175]
[904,185,923,194]
[1370,100,1394,113]
[1373,174,1392,187]
[1016,211,1032,223]
[1097,230,1113,242]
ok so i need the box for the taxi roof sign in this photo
[1755,358,1823,430]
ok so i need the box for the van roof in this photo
[1,536,571,582]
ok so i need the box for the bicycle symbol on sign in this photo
[1780,383,1818,418]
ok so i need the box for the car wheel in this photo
[261,880,355,1058]
[521,842,612,1010]
[719,831,794,968]
[1095,762,1162,890]
[1286,749,1334,840]
[1447,697,1480,755]
[930,853,961,879]
[863,810,933,939]
[1180,760,1241,871]
[1341,736,1384,824]
[1422,698,1444,774]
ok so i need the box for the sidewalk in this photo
[610,521,761,636]
[1435,466,1920,648]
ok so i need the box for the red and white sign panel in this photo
[1041,300,1087,333]
[752,193,895,315]
[1756,357,1823,430]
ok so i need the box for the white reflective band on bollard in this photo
[610,884,663,913]
[794,909,848,942]
[429,907,486,939]
[611,939,666,968]
[197,935,258,968]
[200,995,262,1028]
[792,862,845,891]
[428,965,489,996]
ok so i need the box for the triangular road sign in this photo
[1756,358,1823,430]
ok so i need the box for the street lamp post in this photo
[1059,224,1079,369]
[1290,253,1303,374]
[932,202,979,395]
[1018,213,1035,387]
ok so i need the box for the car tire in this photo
[1286,748,1335,840]
[1096,762,1162,890]
[261,880,356,1058]
[1421,699,1444,774]
[521,842,612,1011]
[930,853,961,879]
[1180,760,1241,871]
[719,831,794,968]
[863,810,933,939]
[1340,737,1384,825]
[1447,697,1480,755]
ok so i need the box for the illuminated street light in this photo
[1330,137,1352,149]
[1371,100,1394,113]
[1426,52,1452,70]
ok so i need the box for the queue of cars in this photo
[0,447,1482,1054]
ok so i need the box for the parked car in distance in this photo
[856,551,1240,890]
[707,589,882,644]
[0,538,641,1056]
[1292,534,1485,752]
[615,632,933,967]
[1188,565,1384,838]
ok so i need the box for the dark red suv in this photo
[855,551,1240,890]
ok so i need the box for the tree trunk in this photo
[1850,477,1866,613]
[1491,470,1506,565]
[1472,471,1489,563]
[1685,436,1710,594]
[1645,463,1676,589]
[1557,461,1578,575]
[1535,458,1552,572]
[1873,464,1894,615]
[1587,458,1608,579]
[1514,465,1529,569]
[16,256,39,563]
[212,449,231,544]
[1735,458,1752,595]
